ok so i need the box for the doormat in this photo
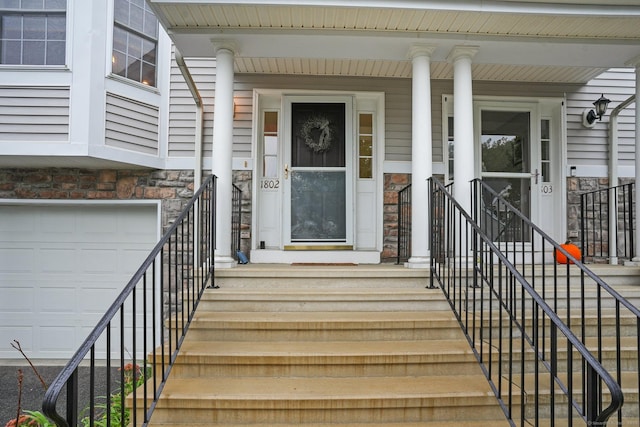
[292,263,358,266]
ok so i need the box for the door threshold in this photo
[284,245,353,251]
[251,249,380,264]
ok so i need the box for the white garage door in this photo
[0,204,158,359]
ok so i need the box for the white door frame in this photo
[251,90,385,264]
[443,95,565,243]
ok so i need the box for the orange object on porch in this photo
[555,241,581,264]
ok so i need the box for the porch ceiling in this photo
[149,1,640,83]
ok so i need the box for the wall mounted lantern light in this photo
[582,94,611,128]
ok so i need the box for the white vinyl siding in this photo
[167,59,634,167]
[0,86,69,142]
[105,92,159,155]
[566,68,636,169]
[167,57,413,161]
[168,55,215,158]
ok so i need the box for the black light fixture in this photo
[582,93,611,127]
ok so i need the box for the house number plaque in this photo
[260,179,280,191]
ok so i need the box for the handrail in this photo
[469,178,640,425]
[430,177,624,426]
[42,174,217,427]
[580,183,635,264]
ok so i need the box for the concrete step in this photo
[199,287,449,312]
[141,375,509,424]
[145,423,512,427]
[164,339,483,378]
[186,310,466,342]
[213,264,430,288]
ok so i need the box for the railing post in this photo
[66,369,78,427]
[580,194,586,263]
[609,186,618,264]
[586,365,601,425]
[630,183,635,260]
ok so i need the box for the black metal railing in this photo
[457,177,639,426]
[42,175,217,427]
[580,183,635,263]
[397,184,411,264]
[231,183,242,260]
[430,177,626,426]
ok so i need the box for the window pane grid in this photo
[0,10,66,65]
[112,0,157,87]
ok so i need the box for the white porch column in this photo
[407,44,436,268]
[211,41,236,268]
[628,56,640,263]
[449,46,478,214]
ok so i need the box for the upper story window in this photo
[0,0,66,66]
[112,0,158,87]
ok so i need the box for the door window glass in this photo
[481,110,531,241]
[358,113,373,179]
[263,111,278,178]
[291,102,345,168]
[291,171,346,241]
[541,119,550,183]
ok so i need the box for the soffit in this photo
[153,3,640,40]
[149,2,640,83]
[235,57,607,83]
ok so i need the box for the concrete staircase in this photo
[139,263,640,426]
[143,264,511,426]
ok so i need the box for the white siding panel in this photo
[167,56,417,161]
[168,55,216,158]
[105,93,159,155]
[566,68,636,169]
[0,86,69,142]
[168,58,624,167]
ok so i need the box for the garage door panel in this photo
[38,213,76,242]
[120,248,155,271]
[40,326,76,352]
[0,247,34,272]
[40,248,77,272]
[0,287,33,312]
[0,204,158,359]
[1,326,34,350]
[38,288,76,313]
[79,289,124,314]
[0,207,36,235]
[81,249,118,273]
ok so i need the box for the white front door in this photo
[283,96,354,249]
[474,101,562,242]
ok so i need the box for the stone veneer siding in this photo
[382,173,411,262]
[566,176,635,263]
[0,168,196,231]
[232,170,253,258]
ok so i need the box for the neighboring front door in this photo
[283,96,354,249]
[478,107,539,242]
